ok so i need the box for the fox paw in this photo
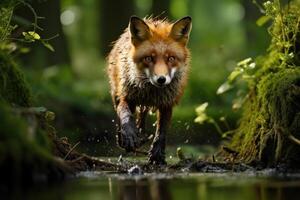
[117,123,140,152]
[148,146,166,165]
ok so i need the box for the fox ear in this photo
[170,16,192,45]
[129,16,150,45]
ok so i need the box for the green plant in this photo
[0,0,57,55]
[225,0,300,165]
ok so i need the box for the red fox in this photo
[107,16,192,164]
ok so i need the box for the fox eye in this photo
[168,56,176,62]
[144,56,153,63]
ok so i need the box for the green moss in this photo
[227,0,300,167]
[0,101,62,182]
[0,52,32,107]
[0,1,70,183]
[230,68,300,165]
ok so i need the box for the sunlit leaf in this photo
[22,31,40,41]
[195,102,208,115]
[216,82,233,95]
[22,32,33,41]
[219,116,226,121]
[228,68,243,82]
[28,31,40,40]
[176,147,185,160]
[288,52,294,58]
[248,62,256,69]
[42,41,55,52]
[237,57,252,67]
[242,74,255,80]
[194,113,209,124]
[195,102,211,124]
[45,111,55,121]
[19,47,30,53]
[256,15,271,26]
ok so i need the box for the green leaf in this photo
[176,147,185,160]
[237,57,252,67]
[19,47,30,53]
[194,113,209,124]
[216,82,233,95]
[45,111,55,121]
[228,68,243,82]
[256,15,271,26]
[195,102,208,115]
[248,62,256,69]
[28,31,40,40]
[42,41,55,52]
[22,32,34,42]
[242,74,255,80]
[22,31,40,41]
[195,102,210,124]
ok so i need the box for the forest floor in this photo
[56,136,299,176]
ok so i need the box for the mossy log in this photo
[0,2,122,185]
[0,53,121,185]
[226,1,300,168]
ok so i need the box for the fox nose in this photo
[157,76,166,84]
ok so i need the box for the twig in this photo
[64,142,80,160]
[17,0,43,31]
[288,134,300,146]
[66,155,85,163]
[43,34,59,41]
[252,0,265,14]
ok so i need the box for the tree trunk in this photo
[99,0,135,56]
[151,0,171,19]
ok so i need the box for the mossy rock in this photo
[227,0,300,168]
[229,67,300,167]
[0,52,32,107]
[0,101,69,184]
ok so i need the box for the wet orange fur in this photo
[107,16,192,163]
[107,17,191,108]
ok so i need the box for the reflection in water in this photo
[116,178,172,200]
[2,173,300,200]
[255,182,300,200]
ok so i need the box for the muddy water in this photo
[12,171,300,200]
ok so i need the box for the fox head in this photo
[129,16,192,87]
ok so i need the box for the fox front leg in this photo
[136,106,149,135]
[116,100,139,151]
[149,106,172,165]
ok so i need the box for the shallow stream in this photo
[11,170,300,200]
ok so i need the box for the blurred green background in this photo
[13,0,269,156]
